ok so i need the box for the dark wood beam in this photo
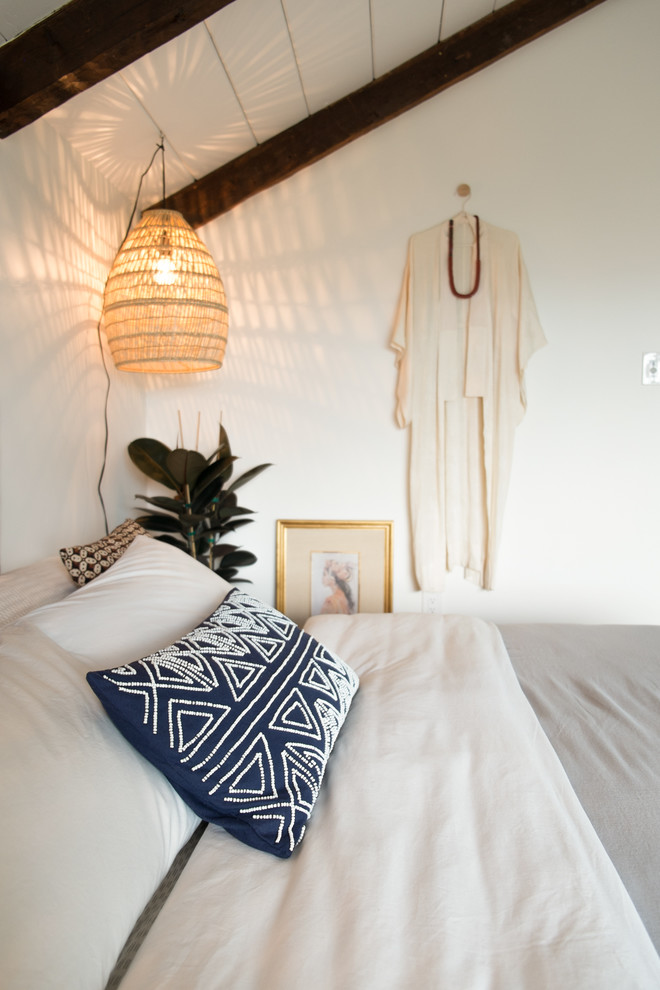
[157,0,608,227]
[0,0,238,137]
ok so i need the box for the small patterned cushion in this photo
[87,590,359,858]
[60,520,147,586]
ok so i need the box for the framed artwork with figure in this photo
[310,552,359,616]
[275,520,393,627]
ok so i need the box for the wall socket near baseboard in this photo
[422,592,442,614]
[642,353,660,385]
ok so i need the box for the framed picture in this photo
[276,520,393,626]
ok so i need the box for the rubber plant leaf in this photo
[216,505,255,520]
[203,427,232,468]
[217,567,240,580]
[222,517,253,532]
[134,514,187,534]
[220,550,257,569]
[166,449,208,489]
[134,494,185,514]
[202,523,245,538]
[217,423,231,461]
[128,439,178,491]
[192,455,237,496]
[226,463,271,494]
[191,459,238,512]
[209,543,239,558]
[205,517,253,537]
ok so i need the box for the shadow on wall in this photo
[0,121,142,568]
[138,164,403,466]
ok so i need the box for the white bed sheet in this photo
[116,613,660,990]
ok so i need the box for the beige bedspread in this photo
[501,622,660,951]
[116,613,660,989]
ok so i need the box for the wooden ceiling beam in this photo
[0,0,239,138]
[156,0,608,227]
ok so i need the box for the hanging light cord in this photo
[124,137,165,239]
[95,320,112,535]
[96,137,167,534]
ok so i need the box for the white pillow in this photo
[22,535,233,667]
[0,555,73,629]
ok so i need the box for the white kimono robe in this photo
[391,218,546,591]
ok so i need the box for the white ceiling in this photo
[0,0,505,204]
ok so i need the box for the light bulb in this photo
[153,254,177,285]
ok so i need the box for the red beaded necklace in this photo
[448,215,481,298]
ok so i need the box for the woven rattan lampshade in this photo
[103,209,228,373]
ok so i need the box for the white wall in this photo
[141,0,660,624]
[1,0,658,624]
[0,118,144,571]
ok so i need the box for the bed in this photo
[1,534,658,990]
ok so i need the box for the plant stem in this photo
[184,483,197,559]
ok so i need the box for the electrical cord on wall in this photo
[96,317,112,535]
[96,137,166,536]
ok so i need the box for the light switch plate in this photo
[642,353,660,385]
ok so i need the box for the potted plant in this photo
[127,425,270,584]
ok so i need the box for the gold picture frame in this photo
[276,520,393,626]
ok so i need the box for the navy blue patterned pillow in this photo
[87,589,359,858]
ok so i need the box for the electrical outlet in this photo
[642,353,660,385]
[422,592,442,614]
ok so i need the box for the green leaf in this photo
[203,426,232,466]
[128,439,178,491]
[217,568,253,584]
[216,505,254,520]
[198,523,240,539]
[192,456,237,494]
[217,518,253,535]
[217,566,239,581]
[211,542,239,554]
[226,517,253,529]
[226,463,271,494]
[166,449,208,489]
[216,424,231,461]
[190,459,238,512]
[135,494,185,514]
[194,490,235,516]
[134,513,187,534]
[220,550,257,569]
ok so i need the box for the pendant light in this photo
[102,141,228,373]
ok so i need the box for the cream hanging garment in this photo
[391,215,546,591]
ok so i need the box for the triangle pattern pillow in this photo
[87,589,359,858]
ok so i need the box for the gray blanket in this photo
[501,623,660,950]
